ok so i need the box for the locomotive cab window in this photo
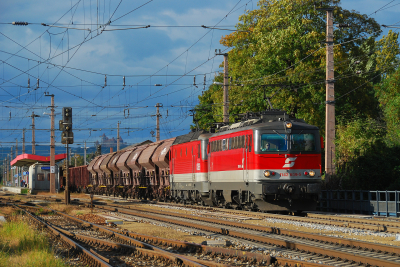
[291,133,315,151]
[248,135,252,152]
[260,134,288,152]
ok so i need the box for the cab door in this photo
[192,145,196,182]
[170,148,175,184]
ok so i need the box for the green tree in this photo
[195,0,398,133]
[335,117,400,189]
[72,154,85,167]
[375,67,400,145]
[86,152,96,163]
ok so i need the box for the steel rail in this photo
[50,224,229,267]
[169,200,400,233]
[96,205,400,267]
[44,205,327,267]
[10,196,400,264]
[307,213,400,230]
[17,204,226,267]
[101,204,400,256]
[10,203,112,267]
[11,201,327,267]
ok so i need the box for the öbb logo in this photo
[283,157,297,168]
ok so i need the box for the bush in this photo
[334,117,400,189]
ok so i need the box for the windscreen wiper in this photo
[272,130,287,140]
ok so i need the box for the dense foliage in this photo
[334,118,400,189]
[194,0,400,189]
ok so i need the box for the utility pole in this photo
[4,158,7,186]
[319,7,336,182]
[117,121,120,151]
[22,129,25,154]
[45,94,56,193]
[15,139,19,186]
[6,155,9,186]
[216,50,229,123]
[2,159,4,186]
[10,147,13,186]
[29,112,40,154]
[155,103,162,141]
[84,141,87,165]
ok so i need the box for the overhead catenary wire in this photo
[2,1,398,146]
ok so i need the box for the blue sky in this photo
[0,0,399,157]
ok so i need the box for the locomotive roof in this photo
[172,111,318,144]
[211,110,319,137]
[173,130,206,145]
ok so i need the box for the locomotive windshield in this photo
[291,133,315,151]
[259,132,317,153]
[260,134,288,152]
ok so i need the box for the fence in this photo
[318,190,400,217]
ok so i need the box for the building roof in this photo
[10,153,67,167]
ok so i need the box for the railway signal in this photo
[60,107,73,204]
[95,145,102,156]
[61,107,74,144]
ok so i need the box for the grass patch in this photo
[0,217,67,267]
[20,189,29,194]
[11,210,24,216]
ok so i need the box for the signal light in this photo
[61,107,73,144]
[304,171,309,176]
[309,170,315,177]
[285,122,292,129]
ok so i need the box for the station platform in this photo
[0,186,29,194]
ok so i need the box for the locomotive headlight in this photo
[264,170,271,177]
[309,170,315,177]
[285,122,292,129]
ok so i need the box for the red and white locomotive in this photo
[86,110,322,212]
[169,110,322,212]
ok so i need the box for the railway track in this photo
[10,203,112,267]
[0,198,326,267]
[8,192,400,235]
[79,193,400,234]
[94,202,400,267]
[3,194,400,266]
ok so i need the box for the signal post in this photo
[60,107,73,204]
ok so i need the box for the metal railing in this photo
[318,190,400,217]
